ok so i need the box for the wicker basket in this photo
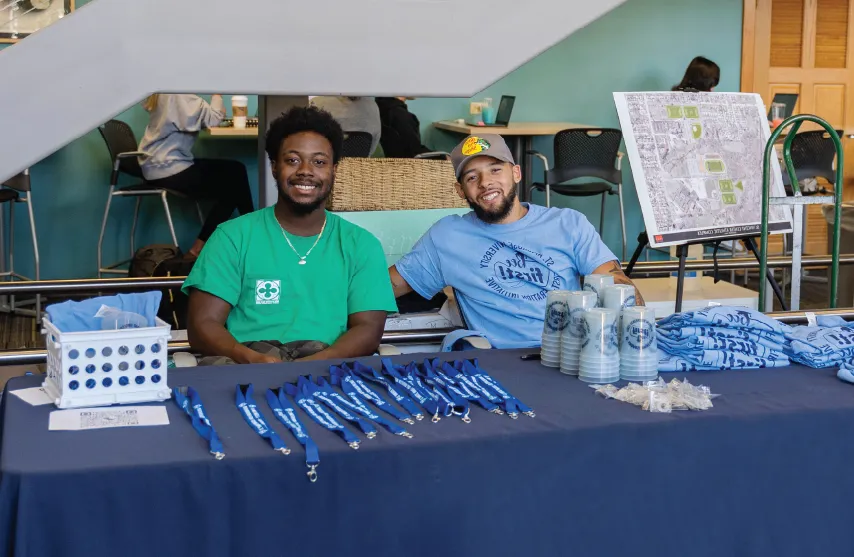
[328,157,468,211]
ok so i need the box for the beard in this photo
[277,179,332,216]
[466,186,517,224]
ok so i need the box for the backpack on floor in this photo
[153,255,195,330]
[128,244,192,329]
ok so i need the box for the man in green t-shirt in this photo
[182,106,398,365]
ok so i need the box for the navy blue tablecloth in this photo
[3,349,854,557]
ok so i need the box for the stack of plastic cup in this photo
[541,290,570,368]
[560,291,597,375]
[583,274,615,307]
[602,285,637,345]
[579,308,621,383]
[620,306,659,382]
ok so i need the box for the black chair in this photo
[778,129,843,286]
[342,131,374,158]
[527,128,627,259]
[0,169,41,316]
[414,151,451,161]
[780,129,842,192]
[97,120,203,277]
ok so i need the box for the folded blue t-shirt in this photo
[395,203,617,349]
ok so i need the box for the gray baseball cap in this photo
[450,134,516,180]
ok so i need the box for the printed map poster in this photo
[614,91,792,248]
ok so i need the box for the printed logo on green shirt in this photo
[255,280,281,305]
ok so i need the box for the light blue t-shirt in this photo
[395,203,617,349]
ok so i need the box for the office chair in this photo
[342,131,374,158]
[527,128,627,260]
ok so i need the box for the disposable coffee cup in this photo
[232,95,249,129]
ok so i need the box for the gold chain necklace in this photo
[279,216,327,265]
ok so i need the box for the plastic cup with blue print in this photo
[542,290,572,335]
[620,307,657,358]
[563,291,597,348]
[602,284,636,346]
[581,309,620,359]
[582,274,615,307]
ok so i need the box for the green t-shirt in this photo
[182,207,397,345]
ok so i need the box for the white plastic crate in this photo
[42,317,173,409]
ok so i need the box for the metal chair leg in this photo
[160,192,179,247]
[599,193,606,237]
[97,187,115,278]
[130,197,141,257]
[8,201,14,311]
[25,196,41,318]
[617,184,627,261]
[196,201,204,224]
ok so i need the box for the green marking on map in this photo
[684,106,700,119]
[666,105,683,119]
[722,193,738,205]
[705,159,725,173]
[691,123,703,139]
[735,180,744,191]
[718,180,734,192]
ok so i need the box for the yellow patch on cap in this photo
[461,136,491,156]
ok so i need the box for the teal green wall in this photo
[0,0,742,279]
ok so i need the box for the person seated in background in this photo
[376,97,432,158]
[310,96,381,156]
[183,106,397,365]
[388,134,644,349]
[138,94,255,258]
[672,56,720,92]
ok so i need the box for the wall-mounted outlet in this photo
[470,101,484,115]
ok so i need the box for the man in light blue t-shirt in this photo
[389,133,644,349]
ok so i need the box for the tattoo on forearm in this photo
[602,261,646,305]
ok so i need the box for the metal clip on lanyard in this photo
[418,360,471,423]
[353,361,425,421]
[332,363,415,425]
[461,359,536,419]
[441,361,504,415]
[382,358,442,423]
[314,374,413,438]
[297,376,378,439]
[266,387,320,482]
[173,386,225,459]
[235,384,290,454]
[283,381,361,449]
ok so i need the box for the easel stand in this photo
[625,231,788,313]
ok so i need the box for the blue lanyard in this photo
[353,361,425,421]
[297,376,378,439]
[382,359,442,422]
[314,374,412,438]
[418,360,471,423]
[442,361,504,415]
[331,364,415,425]
[235,384,290,453]
[173,386,225,459]
[461,359,536,419]
[266,387,320,482]
[283,381,361,449]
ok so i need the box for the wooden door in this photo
[743,0,854,254]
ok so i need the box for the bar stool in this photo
[97,120,203,277]
[0,169,41,317]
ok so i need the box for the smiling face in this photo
[273,131,336,215]
[454,156,523,224]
